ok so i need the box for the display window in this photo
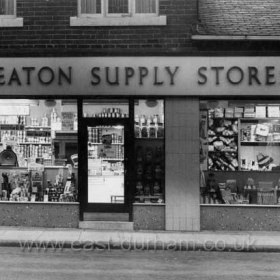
[0,99,78,202]
[83,99,129,118]
[134,99,165,204]
[82,98,165,212]
[200,100,280,206]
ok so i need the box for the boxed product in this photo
[225,107,234,118]
[255,106,266,118]
[214,108,224,118]
[267,106,280,118]
[244,106,255,113]
[234,112,243,118]
[225,108,234,114]
[234,107,244,113]
[244,106,256,118]
[255,123,269,136]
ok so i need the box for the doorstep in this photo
[79,221,134,231]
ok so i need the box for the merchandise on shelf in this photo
[0,167,77,203]
[1,171,30,202]
[134,114,164,139]
[134,144,165,203]
[90,107,128,118]
[207,117,239,171]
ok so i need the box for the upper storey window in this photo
[0,0,14,16]
[70,0,166,26]
[0,0,23,27]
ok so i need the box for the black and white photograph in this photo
[0,0,280,279]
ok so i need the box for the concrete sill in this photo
[201,204,280,208]
[0,17,23,27]
[70,15,167,26]
[192,35,280,41]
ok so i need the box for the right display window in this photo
[134,99,165,204]
[200,100,280,206]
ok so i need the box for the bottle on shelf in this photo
[41,114,48,127]
[73,114,78,131]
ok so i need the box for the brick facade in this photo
[0,0,197,56]
[198,0,280,36]
[1,0,279,56]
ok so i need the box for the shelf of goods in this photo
[134,136,165,204]
[207,118,239,171]
[207,115,280,171]
[0,123,53,165]
[88,141,124,177]
[239,118,280,171]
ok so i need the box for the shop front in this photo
[2,56,280,231]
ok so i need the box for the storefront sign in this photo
[1,57,280,96]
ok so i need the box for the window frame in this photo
[71,0,166,26]
[0,0,15,18]
[0,0,23,27]
[77,0,158,18]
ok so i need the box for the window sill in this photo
[70,15,167,26]
[0,17,23,27]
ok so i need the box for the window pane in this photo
[83,99,129,118]
[135,0,156,13]
[134,100,165,204]
[0,99,78,203]
[88,125,125,203]
[199,99,280,206]
[108,0,128,14]
[81,0,101,14]
[0,0,14,15]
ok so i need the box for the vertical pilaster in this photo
[165,98,200,231]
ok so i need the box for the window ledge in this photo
[191,35,280,41]
[70,15,166,26]
[0,17,23,27]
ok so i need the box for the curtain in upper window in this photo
[0,0,14,15]
[135,0,156,13]
[108,0,129,14]
[80,0,157,15]
[81,0,101,14]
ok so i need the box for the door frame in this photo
[79,117,133,214]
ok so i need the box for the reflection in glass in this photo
[87,125,124,203]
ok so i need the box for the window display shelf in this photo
[100,158,124,161]
[0,124,24,130]
[89,142,124,145]
[25,126,51,130]
[211,117,238,120]
[135,137,164,140]
[133,202,165,205]
[241,118,280,122]
[88,174,123,177]
[208,150,238,153]
[241,142,280,146]
[135,195,163,198]
[19,142,52,145]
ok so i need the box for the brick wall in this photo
[0,0,197,56]
[195,0,280,56]
[199,0,280,36]
[1,0,279,56]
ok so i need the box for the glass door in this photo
[82,119,130,213]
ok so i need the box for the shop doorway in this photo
[80,117,131,220]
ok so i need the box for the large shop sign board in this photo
[1,57,280,96]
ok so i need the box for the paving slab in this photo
[0,227,279,251]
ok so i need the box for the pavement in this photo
[0,227,280,252]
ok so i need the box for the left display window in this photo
[0,99,78,202]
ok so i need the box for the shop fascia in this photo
[0,65,179,86]
[197,65,278,86]
[0,61,279,88]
